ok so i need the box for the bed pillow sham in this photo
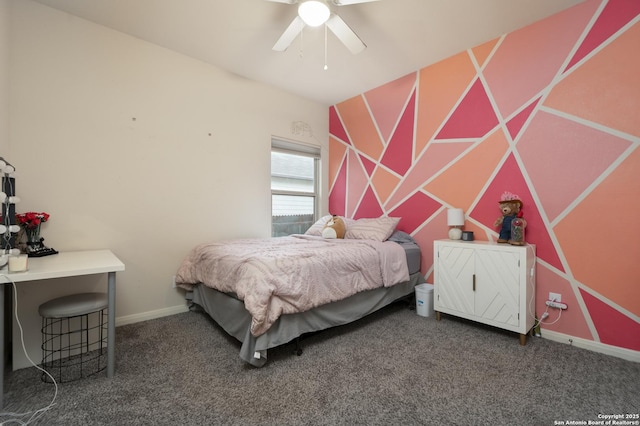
[304,215,332,236]
[345,217,400,242]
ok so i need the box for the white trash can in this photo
[415,283,434,317]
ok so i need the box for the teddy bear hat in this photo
[498,191,523,208]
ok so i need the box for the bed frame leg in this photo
[293,338,303,356]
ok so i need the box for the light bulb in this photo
[2,165,15,174]
[9,225,20,233]
[298,1,330,27]
[0,225,5,234]
[0,192,5,202]
[8,196,20,204]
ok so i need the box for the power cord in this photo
[0,275,58,425]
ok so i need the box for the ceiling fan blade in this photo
[326,14,366,54]
[273,16,306,52]
[265,0,298,4]
[331,0,380,5]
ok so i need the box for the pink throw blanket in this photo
[175,235,409,336]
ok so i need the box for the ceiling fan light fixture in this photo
[298,1,330,27]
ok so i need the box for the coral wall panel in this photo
[546,20,640,138]
[416,51,476,156]
[554,147,640,317]
[371,166,400,206]
[425,128,508,212]
[335,97,383,160]
[329,0,640,354]
[471,38,500,69]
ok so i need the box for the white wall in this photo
[8,0,328,369]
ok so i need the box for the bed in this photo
[175,216,425,367]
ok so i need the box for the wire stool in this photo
[38,293,108,383]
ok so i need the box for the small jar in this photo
[510,218,525,245]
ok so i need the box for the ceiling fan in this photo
[267,0,380,55]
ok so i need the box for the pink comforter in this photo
[175,235,409,336]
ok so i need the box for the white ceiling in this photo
[31,0,584,106]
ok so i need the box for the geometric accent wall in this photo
[329,0,640,352]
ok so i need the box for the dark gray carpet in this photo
[1,302,638,425]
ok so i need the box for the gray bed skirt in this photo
[190,272,425,367]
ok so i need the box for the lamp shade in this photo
[298,1,330,27]
[447,208,465,227]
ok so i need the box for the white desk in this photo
[0,249,125,409]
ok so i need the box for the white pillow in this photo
[345,217,401,241]
[304,215,332,236]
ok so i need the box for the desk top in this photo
[0,249,125,283]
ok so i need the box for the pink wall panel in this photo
[364,73,416,143]
[483,0,600,119]
[534,263,593,340]
[385,141,473,210]
[517,111,631,222]
[581,289,640,351]
[380,91,416,175]
[329,136,347,191]
[329,106,350,145]
[346,151,370,217]
[566,0,640,70]
[435,79,498,139]
[328,0,640,353]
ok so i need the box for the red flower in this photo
[16,212,50,229]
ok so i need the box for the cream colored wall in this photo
[0,0,8,153]
[7,0,328,369]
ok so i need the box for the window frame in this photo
[271,138,321,236]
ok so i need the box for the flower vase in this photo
[25,224,45,254]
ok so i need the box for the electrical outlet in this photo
[549,292,561,303]
[172,275,177,288]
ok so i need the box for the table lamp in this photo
[447,208,464,240]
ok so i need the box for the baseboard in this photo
[541,329,640,362]
[115,304,189,327]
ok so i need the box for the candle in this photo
[8,254,28,272]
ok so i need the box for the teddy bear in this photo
[322,215,346,239]
[493,192,526,245]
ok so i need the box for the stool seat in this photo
[38,292,109,383]
[39,293,108,318]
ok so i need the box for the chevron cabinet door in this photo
[434,240,536,345]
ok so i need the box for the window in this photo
[271,139,320,237]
